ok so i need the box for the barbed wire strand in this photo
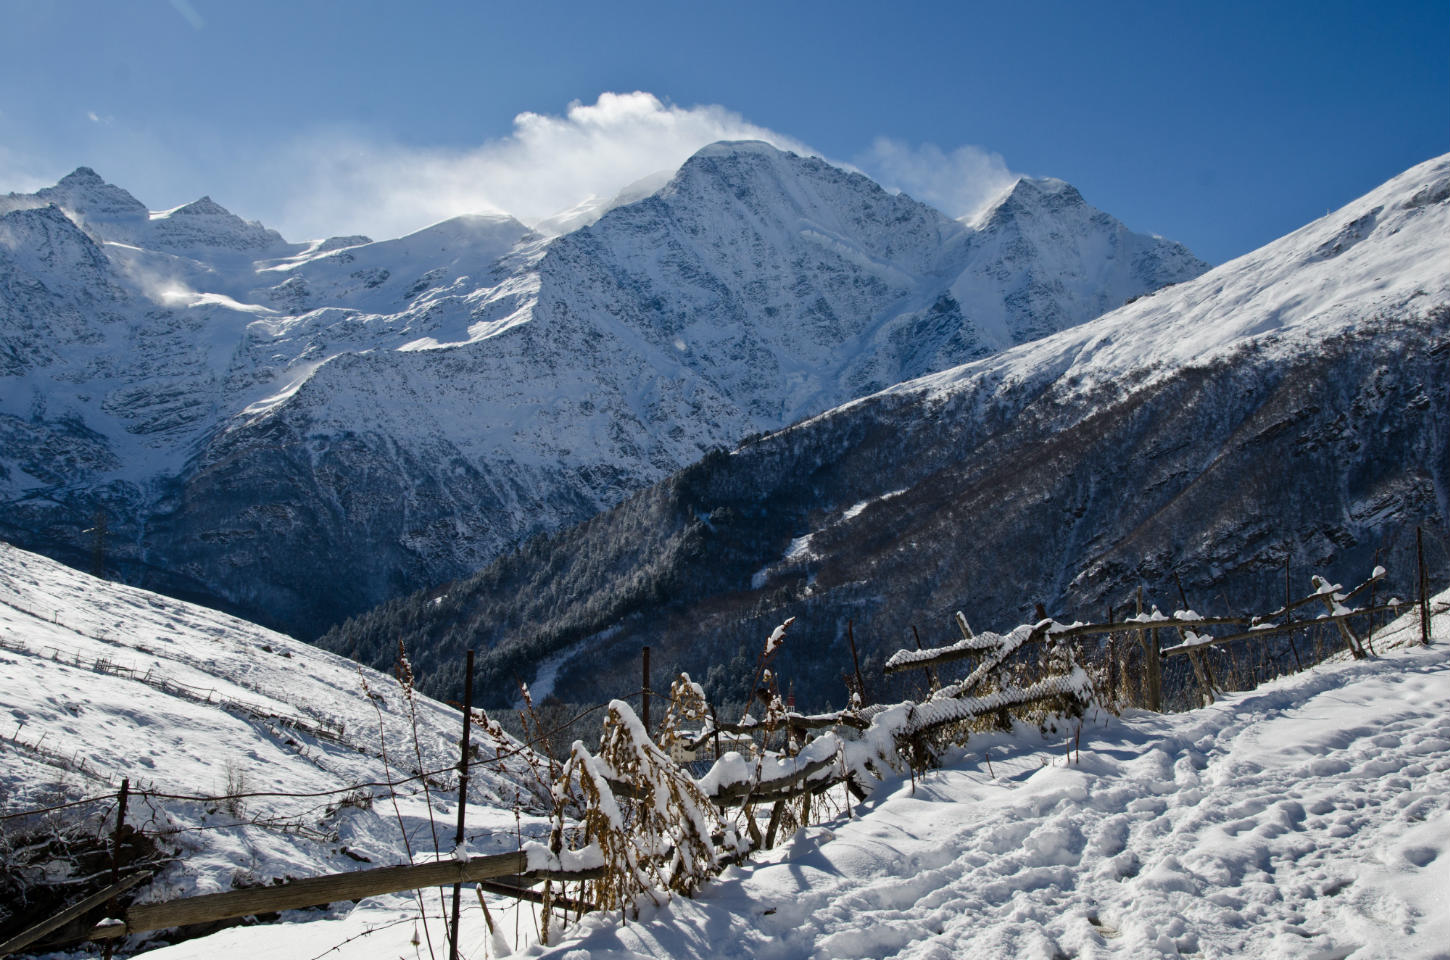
[1,688,651,823]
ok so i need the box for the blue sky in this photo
[1,0,1445,263]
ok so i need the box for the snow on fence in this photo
[884,565,1412,709]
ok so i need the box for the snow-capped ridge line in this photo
[3,138,1209,637]
[884,150,1450,407]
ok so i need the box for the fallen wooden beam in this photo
[79,853,601,943]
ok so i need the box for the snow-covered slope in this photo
[0,142,1204,638]
[112,592,1450,959]
[0,541,548,951]
[526,600,1450,960]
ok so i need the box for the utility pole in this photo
[83,510,107,579]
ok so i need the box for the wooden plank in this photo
[608,754,840,807]
[476,878,597,912]
[742,773,849,807]
[0,871,151,956]
[687,711,867,749]
[82,853,598,942]
[709,755,841,806]
[1159,602,1406,658]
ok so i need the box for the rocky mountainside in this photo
[0,142,1205,637]
[317,154,1450,711]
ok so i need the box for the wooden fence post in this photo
[1137,587,1162,711]
[641,646,651,734]
[1175,573,1215,704]
[1284,556,1304,670]
[448,650,474,960]
[1419,527,1432,646]
[1313,576,1367,659]
[102,778,130,960]
[847,620,866,705]
[910,626,940,693]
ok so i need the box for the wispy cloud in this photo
[167,0,205,31]
[855,137,1019,222]
[270,92,814,241]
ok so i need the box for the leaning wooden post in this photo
[448,649,475,960]
[709,703,722,760]
[0,872,151,957]
[1419,527,1432,646]
[1313,576,1367,659]
[1175,573,1214,705]
[762,801,786,850]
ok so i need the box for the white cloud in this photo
[856,137,1019,222]
[270,92,814,242]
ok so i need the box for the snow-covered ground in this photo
[520,600,1450,960]
[0,542,553,957]
[28,582,1436,959]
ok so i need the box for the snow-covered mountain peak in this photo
[146,193,289,252]
[57,164,104,184]
[691,138,785,159]
[36,165,149,220]
[0,166,154,243]
[155,194,232,218]
[665,140,878,209]
[998,175,1084,210]
[973,175,1093,232]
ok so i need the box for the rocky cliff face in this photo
[0,142,1208,637]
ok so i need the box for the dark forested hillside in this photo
[319,317,1450,710]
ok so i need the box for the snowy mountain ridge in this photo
[318,152,1448,712]
[885,152,1450,412]
[0,141,1206,637]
